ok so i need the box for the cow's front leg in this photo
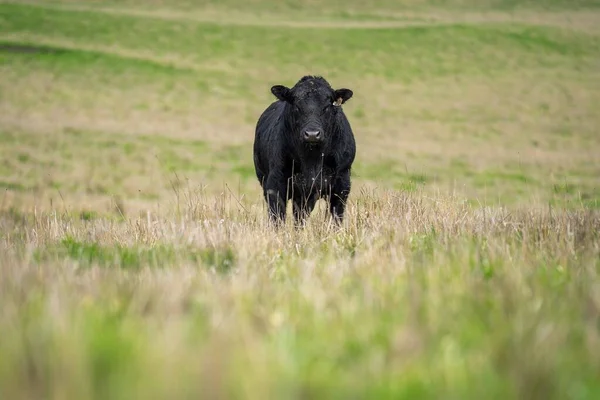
[329,169,351,225]
[293,194,317,229]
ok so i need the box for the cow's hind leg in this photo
[329,169,351,225]
[264,172,288,226]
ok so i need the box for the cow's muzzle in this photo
[303,130,322,143]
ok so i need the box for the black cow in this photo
[253,75,356,227]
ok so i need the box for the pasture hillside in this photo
[1,0,599,399]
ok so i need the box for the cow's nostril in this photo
[304,130,321,141]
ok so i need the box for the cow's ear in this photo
[271,85,292,102]
[333,88,353,106]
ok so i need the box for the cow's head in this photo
[271,76,353,146]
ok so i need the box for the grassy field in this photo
[1,0,600,398]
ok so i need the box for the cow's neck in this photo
[298,146,326,180]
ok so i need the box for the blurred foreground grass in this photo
[1,191,599,399]
[1,0,600,398]
[1,1,599,214]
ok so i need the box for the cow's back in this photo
[253,101,287,185]
[330,110,356,171]
[255,101,285,139]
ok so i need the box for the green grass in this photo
[3,4,598,75]
[32,236,237,272]
[1,0,600,398]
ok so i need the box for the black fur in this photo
[253,75,356,227]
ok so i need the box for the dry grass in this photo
[1,190,599,398]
